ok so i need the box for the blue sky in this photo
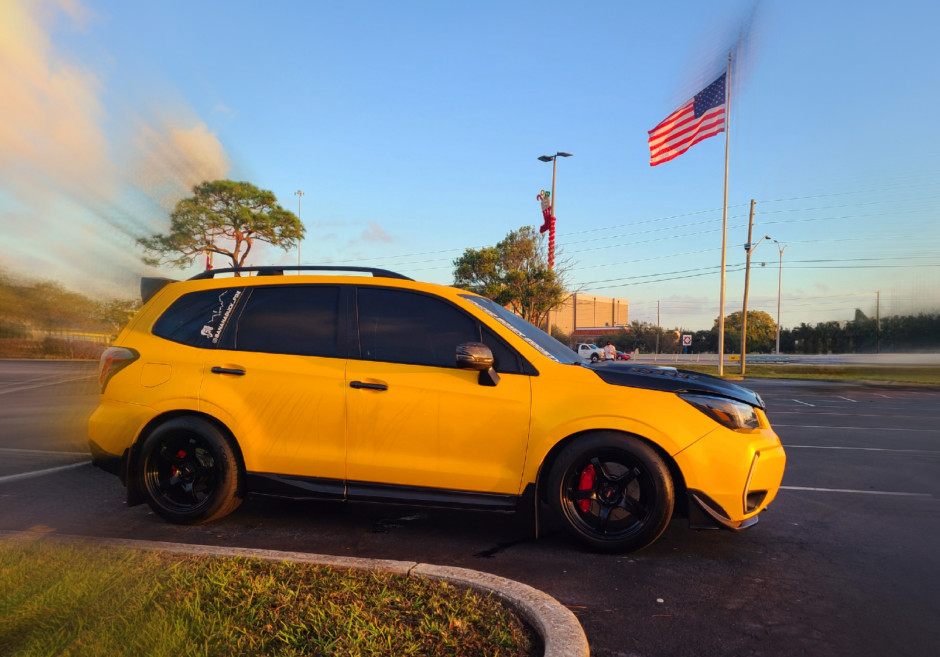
[2,0,938,331]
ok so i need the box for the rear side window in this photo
[233,286,340,357]
[357,288,478,368]
[152,288,244,348]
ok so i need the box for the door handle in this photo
[211,366,246,376]
[349,380,388,391]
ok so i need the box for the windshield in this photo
[461,295,579,365]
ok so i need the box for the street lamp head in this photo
[764,235,771,240]
[538,155,554,162]
[557,152,573,158]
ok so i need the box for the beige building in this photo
[548,293,629,335]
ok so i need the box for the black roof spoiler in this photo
[141,277,177,304]
[188,266,413,281]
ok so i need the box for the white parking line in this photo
[792,399,815,406]
[782,485,932,498]
[0,461,90,485]
[0,374,95,396]
[774,424,938,433]
[834,396,858,403]
[785,445,940,455]
[0,448,89,457]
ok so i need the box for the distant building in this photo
[548,293,629,339]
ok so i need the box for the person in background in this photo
[604,341,616,361]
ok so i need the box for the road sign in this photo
[681,334,692,347]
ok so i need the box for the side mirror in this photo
[455,342,500,387]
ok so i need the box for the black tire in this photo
[137,416,242,524]
[548,432,674,553]
[590,353,600,362]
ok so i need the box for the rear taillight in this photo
[99,347,139,393]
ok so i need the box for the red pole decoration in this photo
[549,216,556,269]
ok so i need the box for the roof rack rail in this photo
[188,265,413,281]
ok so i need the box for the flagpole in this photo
[717,52,732,376]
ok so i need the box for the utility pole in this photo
[740,201,770,375]
[295,190,305,268]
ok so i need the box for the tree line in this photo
[0,270,138,338]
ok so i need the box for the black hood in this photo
[587,362,765,409]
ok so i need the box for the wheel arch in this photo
[126,410,246,506]
[535,428,688,517]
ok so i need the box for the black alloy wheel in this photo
[138,416,242,524]
[549,432,674,553]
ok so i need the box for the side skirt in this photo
[246,472,519,511]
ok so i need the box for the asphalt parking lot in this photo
[1,361,938,657]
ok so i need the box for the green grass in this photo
[679,364,940,385]
[0,538,535,657]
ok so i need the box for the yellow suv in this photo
[89,266,785,553]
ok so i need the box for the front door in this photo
[345,287,532,495]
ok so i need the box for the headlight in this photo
[679,393,761,431]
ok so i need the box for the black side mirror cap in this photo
[456,342,495,371]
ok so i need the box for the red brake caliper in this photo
[578,464,596,512]
[171,450,187,476]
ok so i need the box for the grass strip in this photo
[0,537,535,657]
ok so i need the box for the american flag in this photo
[648,73,727,166]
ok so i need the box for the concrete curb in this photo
[1,531,589,657]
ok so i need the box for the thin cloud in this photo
[360,222,394,243]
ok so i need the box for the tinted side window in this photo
[234,286,340,357]
[357,288,479,368]
[152,287,244,348]
[481,325,528,375]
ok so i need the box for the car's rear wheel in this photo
[548,432,674,553]
[138,416,242,524]
[590,353,599,362]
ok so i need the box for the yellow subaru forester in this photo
[89,266,785,553]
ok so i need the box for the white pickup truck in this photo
[576,343,605,362]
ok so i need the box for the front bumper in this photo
[674,425,786,529]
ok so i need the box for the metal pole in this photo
[775,242,787,354]
[717,52,732,376]
[876,290,881,353]
[740,199,755,375]
[295,190,305,268]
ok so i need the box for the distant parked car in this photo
[576,343,604,362]
[616,350,631,361]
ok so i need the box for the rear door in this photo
[198,284,348,487]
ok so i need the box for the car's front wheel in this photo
[548,432,674,552]
[138,416,242,524]
[590,353,600,362]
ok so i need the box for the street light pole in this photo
[773,239,788,354]
[295,190,305,268]
[538,152,572,269]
